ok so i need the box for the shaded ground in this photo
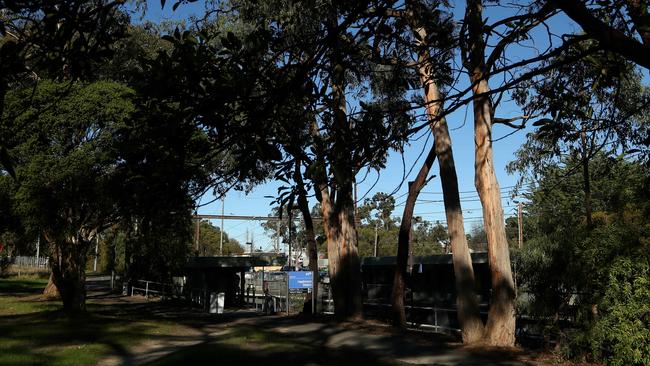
[0,276,573,366]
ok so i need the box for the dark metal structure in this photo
[184,255,286,308]
[361,252,491,330]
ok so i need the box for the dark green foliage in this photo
[515,155,650,364]
[591,258,650,366]
[1,80,136,310]
[0,1,128,174]
[3,80,135,239]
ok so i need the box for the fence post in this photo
[434,308,438,332]
[145,281,149,298]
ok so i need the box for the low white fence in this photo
[8,256,49,269]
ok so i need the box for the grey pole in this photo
[35,235,40,265]
[288,218,292,270]
[373,222,379,257]
[312,271,315,315]
[93,235,99,272]
[220,198,224,255]
[518,202,524,248]
[195,218,200,252]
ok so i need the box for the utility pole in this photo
[220,198,224,255]
[517,202,524,249]
[246,228,252,254]
[373,222,379,257]
[275,221,280,253]
[288,218,292,270]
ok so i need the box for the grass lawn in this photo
[0,276,184,366]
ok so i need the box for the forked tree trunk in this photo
[47,234,91,313]
[405,1,485,341]
[391,146,436,327]
[319,181,363,319]
[415,59,486,342]
[313,42,364,319]
[465,0,516,346]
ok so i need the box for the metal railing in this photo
[130,280,178,299]
[245,271,288,313]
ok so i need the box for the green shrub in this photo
[591,258,650,366]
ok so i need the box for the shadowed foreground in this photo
[1,276,555,366]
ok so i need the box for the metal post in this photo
[373,222,379,257]
[145,281,149,297]
[35,235,40,265]
[93,235,99,272]
[434,308,438,332]
[288,217,292,270]
[111,270,115,290]
[195,218,200,253]
[261,266,265,311]
[275,221,280,253]
[312,270,316,315]
[220,198,224,255]
[286,272,290,316]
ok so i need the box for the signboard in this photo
[288,271,313,290]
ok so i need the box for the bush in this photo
[0,254,9,277]
[591,258,650,366]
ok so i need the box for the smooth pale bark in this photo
[416,65,485,343]
[465,0,516,346]
[471,82,516,346]
[295,161,319,304]
[406,9,485,342]
[391,146,437,327]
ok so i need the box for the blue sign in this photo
[288,271,313,290]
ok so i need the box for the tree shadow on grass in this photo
[142,329,404,366]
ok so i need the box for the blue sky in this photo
[135,1,580,251]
